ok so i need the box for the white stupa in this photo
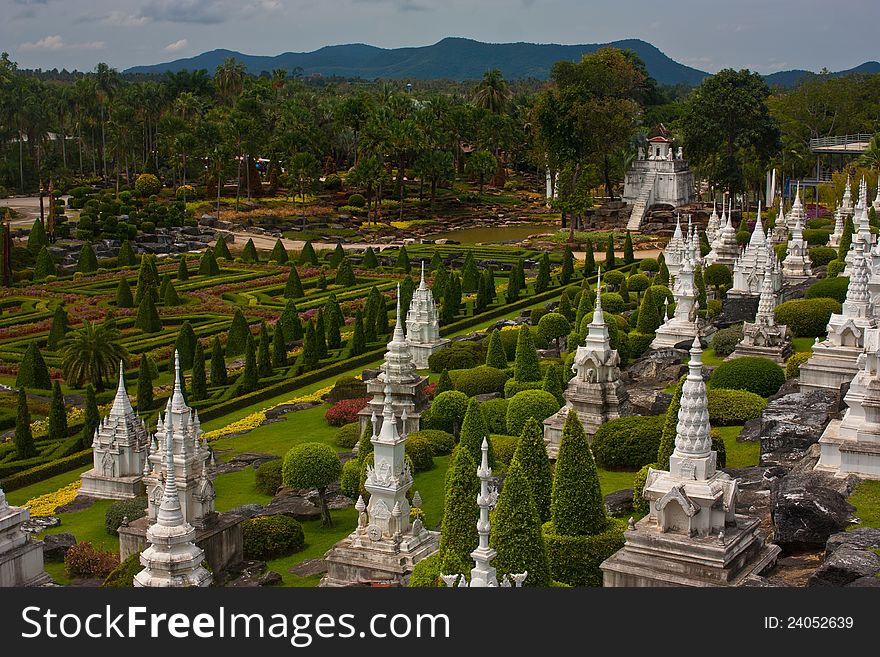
[405,263,450,369]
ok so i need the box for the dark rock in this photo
[474,392,502,402]
[264,489,322,521]
[288,558,328,577]
[22,516,60,533]
[826,527,880,556]
[56,494,97,514]
[720,295,760,325]
[229,504,266,519]
[808,546,880,586]
[622,348,688,385]
[362,368,381,381]
[768,378,801,402]
[771,471,857,550]
[755,389,840,468]
[264,402,317,419]
[41,532,76,562]
[258,571,283,586]
[846,575,880,587]
[604,488,633,516]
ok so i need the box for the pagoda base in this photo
[799,345,862,393]
[651,320,699,350]
[79,470,145,501]
[728,341,793,365]
[321,528,439,587]
[600,514,780,587]
[543,382,628,459]
[0,540,52,587]
[816,419,880,479]
[118,512,243,575]
[406,339,450,370]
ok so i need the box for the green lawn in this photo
[598,469,637,495]
[848,480,880,528]
[792,337,816,353]
[715,425,759,468]
[214,468,273,512]
[39,499,116,551]
[4,466,91,506]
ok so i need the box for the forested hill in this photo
[124,37,708,85]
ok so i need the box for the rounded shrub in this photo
[805,276,849,303]
[599,292,625,314]
[328,376,367,404]
[340,459,361,500]
[711,325,744,357]
[102,553,142,588]
[405,434,435,472]
[242,515,305,559]
[709,356,785,398]
[134,173,161,198]
[254,459,283,496]
[707,388,767,425]
[632,464,652,515]
[408,429,455,456]
[785,351,812,379]
[503,379,543,398]
[775,298,841,337]
[104,496,147,535]
[65,542,119,579]
[450,365,509,397]
[347,193,366,208]
[334,422,361,449]
[542,519,626,587]
[591,415,664,469]
[323,174,342,191]
[428,342,483,373]
[826,259,845,277]
[481,398,509,434]
[490,434,519,464]
[409,553,443,588]
[505,389,560,436]
[809,246,838,267]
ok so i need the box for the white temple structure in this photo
[815,327,880,479]
[322,384,439,586]
[79,363,149,500]
[624,124,694,231]
[543,269,628,458]
[0,485,51,586]
[704,200,740,269]
[842,175,854,218]
[845,178,874,276]
[769,198,789,246]
[359,289,429,437]
[829,204,845,249]
[440,439,527,588]
[134,412,212,588]
[705,202,720,245]
[873,184,880,213]
[800,240,877,392]
[781,200,813,284]
[405,265,449,369]
[601,329,780,586]
[728,204,783,298]
[651,246,700,349]
[663,215,686,280]
[729,268,792,364]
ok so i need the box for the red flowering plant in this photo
[324,397,370,427]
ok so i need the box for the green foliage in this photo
[226,309,251,356]
[134,255,158,304]
[838,217,854,261]
[33,246,56,281]
[48,380,67,442]
[102,553,142,588]
[350,310,366,356]
[198,248,219,276]
[175,320,197,370]
[450,365,509,397]
[190,342,207,401]
[462,251,480,292]
[335,257,356,286]
[512,417,552,522]
[657,375,685,469]
[536,252,551,293]
[632,464,652,515]
[242,515,305,560]
[134,294,161,333]
[809,247,838,267]
[627,331,654,359]
[82,384,99,448]
[282,442,342,490]
[213,235,231,260]
[396,245,411,273]
[27,218,48,254]
[134,173,161,197]
[542,363,565,406]
[805,276,849,303]
[707,388,767,425]
[340,459,361,500]
[599,292,624,314]
[361,247,378,269]
[298,241,318,266]
[604,235,616,268]
[270,239,289,264]
[409,553,443,588]
[428,341,482,372]
[711,325,744,357]
[505,389,560,436]
[438,446,479,575]
[591,415,664,469]
[543,519,626,587]
[459,398,494,468]
[537,312,571,355]
[104,496,147,535]
[239,333,258,393]
[635,284,660,334]
[272,323,288,368]
[709,356,785,398]
[210,336,227,387]
[513,325,541,382]
[47,305,69,350]
[241,238,259,263]
[435,368,454,395]
[503,378,544,398]
[136,356,153,412]
[550,411,607,536]
[490,458,551,586]
[284,266,304,299]
[431,390,470,435]
[14,388,36,459]
[258,320,273,377]
[485,329,507,369]
[405,434,435,472]
[561,244,575,284]
[77,242,98,273]
[657,259,670,286]
[117,240,136,267]
[116,277,134,308]
[408,430,455,456]
[583,239,595,275]
[16,341,51,390]
[785,351,812,379]
[334,423,361,449]
[826,259,845,277]
[623,231,634,264]
[280,300,303,341]
[490,434,519,465]
[775,298,840,337]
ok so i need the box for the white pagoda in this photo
[729,268,792,364]
[781,201,813,284]
[0,486,51,586]
[705,201,720,245]
[405,264,449,369]
[80,363,149,500]
[651,247,700,349]
[322,384,439,586]
[828,204,845,249]
[134,414,212,588]
[663,215,686,280]
[543,269,627,457]
[729,203,782,298]
[601,329,780,586]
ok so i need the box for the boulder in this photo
[258,571,283,586]
[826,527,880,557]
[808,546,880,586]
[846,575,880,587]
[288,558,328,578]
[229,504,266,519]
[41,532,76,562]
[771,471,857,550]
[604,489,633,516]
[263,489,322,521]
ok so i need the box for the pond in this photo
[425,224,556,244]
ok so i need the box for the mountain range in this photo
[124,37,880,87]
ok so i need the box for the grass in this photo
[714,425,759,468]
[598,469,637,495]
[39,499,117,551]
[792,337,815,353]
[214,468,273,512]
[848,480,880,529]
[4,466,91,506]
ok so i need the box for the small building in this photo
[0,487,51,587]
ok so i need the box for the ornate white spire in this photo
[393,283,405,342]
[156,414,184,528]
[756,268,776,325]
[748,201,765,249]
[845,241,870,306]
[673,327,711,458]
[419,260,426,290]
[169,349,186,413]
[593,266,603,319]
[672,214,683,241]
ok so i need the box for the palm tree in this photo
[214,58,246,106]
[94,63,120,181]
[59,320,128,391]
[474,69,511,115]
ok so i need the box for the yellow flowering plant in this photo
[25,481,82,518]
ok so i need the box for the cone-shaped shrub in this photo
[437,446,479,575]
[636,284,661,334]
[542,363,565,406]
[33,246,56,281]
[561,245,574,284]
[77,242,98,273]
[513,326,541,382]
[314,310,328,359]
[512,417,553,523]
[302,320,318,368]
[490,458,551,586]
[280,300,303,341]
[240,334,258,392]
[174,321,197,370]
[16,341,51,390]
[134,256,158,304]
[28,218,48,254]
[270,239,288,264]
[82,384,99,448]
[226,309,250,356]
[430,251,443,271]
[190,342,207,401]
[399,276,415,319]
[117,240,136,267]
[48,380,68,441]
[116,277,134,308]
[335,257,356,287]
[134,294,161,333]
[213,235,232,260]
[241,238,259,263]
[396,245,411,272]
[210,336,227,387]
[458,399,495,468]
[462,251,480,292]
[272,323,288,368]
[623,231,634,264]
[177,257,189,281]
[15,388,36,458]
[350,311,366,356]
[575,286,594,327]
[159,274,171,301]
[198,248,219,276]
[583,239,595,275]
[136,356,153,412]
[550,410,607,536]
[485,329,507,369]
[326,307,341,350]
[330,243,346,268]
[362,247,378,269]
[258,320,273,377]
[605,235,616,268]
[298,240,317,265]
[436,369,453,395]
[536,252,551,293]
[656,259,669,286]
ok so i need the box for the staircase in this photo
[626,172,656,232]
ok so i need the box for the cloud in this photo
[353,0,427,11]
[19,35,64,51]
[164,39,189,52]
[102,11,150,27]
[139,0,232,24]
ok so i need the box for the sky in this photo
[2,0,877,74]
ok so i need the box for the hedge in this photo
[427,342,483,372]
[503,379,543,398]
[490,434,519,465]
[407,430,455,456]
[104,496,148,535]
[785,352,812,379]
[255,459,283,496]
[405,434,435,472]
[709,356,785,398]
[0,448,93,491]
[481,398,509,434]
[450,365,510,397]
[242,515,305,559]
[505,389,560,436]
[805,276,849,304]
[707,388,767,425]
[590,415,664,469]
[711,325,744,357]
[774,298,841,337]
[409,553,444,588]
[627,331,654,359]
[542,518,626,587]
[809,247,838,267]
